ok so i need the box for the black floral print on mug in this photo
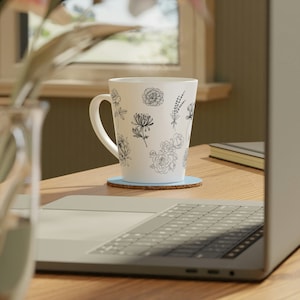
[150,133,185,174]
[132,113,154,147]
[111,88,127,120]
[186,103,195,120]
[142,88,164,106]
[117,134,131,166]
[170,91,186,129]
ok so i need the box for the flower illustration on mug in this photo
[186,103,195,120]
[150,133,184,174]
[142,88,164,106]
[171,133,185,149]
[183,148,189,167]
[111,88,121,105]
[150,150,177,174]
[132,112,154,147]
[171,91,186,129]
[160,140,174,153]
[111,88,127,120]
[117,134,131,166]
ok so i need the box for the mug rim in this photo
[108,77,198,83]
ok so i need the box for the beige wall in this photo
[193,0,267,144]
[41,0,267,179]
[41,98,118,179]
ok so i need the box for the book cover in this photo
[209,142,264,170]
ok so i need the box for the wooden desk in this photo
[26,145,300,300]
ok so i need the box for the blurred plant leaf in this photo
[12,23,138,106]
[128,0,156,17]
[0,0,61,18]
[44,0,61,20]
[0,0,9,12]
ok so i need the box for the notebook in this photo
[209,142,264,170]
[14,0,300,281]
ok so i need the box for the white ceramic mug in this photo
[89,77,198,184]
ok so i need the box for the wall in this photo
[41,98,118,179]
[192,0,267,144]
[41,0,268,179]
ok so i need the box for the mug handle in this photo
[89,94,119,158]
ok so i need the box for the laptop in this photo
[14,0,300,281]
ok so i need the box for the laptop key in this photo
[194,252,222,259]
[90,203,264,259]
[121,245,153,255]
[129,216,173,234]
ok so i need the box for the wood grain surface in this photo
[25,145,300,300]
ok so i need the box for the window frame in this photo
[0,0,231,101]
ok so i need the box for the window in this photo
[0,0,231,100]
[27,0,179,65]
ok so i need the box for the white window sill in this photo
[0,80,231,102]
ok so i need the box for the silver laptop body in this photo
[15,0,300,281]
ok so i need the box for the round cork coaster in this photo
[107,176,202,190]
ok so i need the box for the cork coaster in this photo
[107,176,202,190]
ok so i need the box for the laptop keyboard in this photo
[91,203,264,259]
